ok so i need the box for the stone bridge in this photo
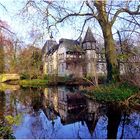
[0,74,20,82]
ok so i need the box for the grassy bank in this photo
[19,79,48,87]
[82,82,139,102]
[19,75,98,87]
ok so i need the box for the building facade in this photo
[42,27,106,78]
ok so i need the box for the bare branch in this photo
[132,15,140,27]
[78,1,85,14]
[48,13,93,31]
[76,17,93,40]
[111,4,140,25]
[0,25,14,35]
[113,29,140,36]
[85,1,98,19]
[0,3,7,11]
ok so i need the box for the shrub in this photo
[20,73,30,80]
[85,82,139,102]
[43,74,48,80]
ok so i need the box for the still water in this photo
[0,84,140,139]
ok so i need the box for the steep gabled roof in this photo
[83,27,96,43]
[42,39,58,55]
[59,38,84,53]
[50,44,59,54]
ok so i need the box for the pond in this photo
[0,84,140,139]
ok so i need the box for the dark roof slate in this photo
[83,27,96,43]
[59,38,84,53]
[42,39,58,55]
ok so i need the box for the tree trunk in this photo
[100,22,120,83]
[0,45,4,74]
[94,1,120,83]
[0,30,4,73]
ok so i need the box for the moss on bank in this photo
[19,79,48,87]
[82,82,139,102]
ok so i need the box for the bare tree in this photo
[19,45,42,80]
[0,20,12,73]
[0,30,4,73]
[116,28,140,87]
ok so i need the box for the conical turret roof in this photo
[83,27,96,43]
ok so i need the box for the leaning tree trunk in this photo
[100,22,120,83]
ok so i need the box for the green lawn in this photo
[19,79,48,87]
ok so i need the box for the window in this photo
[62,53,64,59]
[58,53,65,60]
[96,64,100,71]
[88,63,91,72]
[83,44,87,50]
[62,63,65,72]
[66,63,68,70]
[50,65,53,73]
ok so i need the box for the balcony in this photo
[66,54,85,64]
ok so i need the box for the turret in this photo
[82,27,96,50]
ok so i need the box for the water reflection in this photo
[0,83,20,91]
[106,104,121,139]
[0,85,140,139]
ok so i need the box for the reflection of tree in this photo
[6,90,19,116]
[0,91,15,139]
[106,104,121,139]
[120,111,128,139]
[107,105,140,139]
[16,88,43,111]
[119,111,140,139]
[28,111,61,139]
[31,94,43,112]
[0,91,6,138]
[0,91,5,121]
[30,113,45,139]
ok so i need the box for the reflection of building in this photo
[42,86,101,135]
[43,87,58,121]
[58,87,87,124]
[85,99,100,135]
[44,87,58,112]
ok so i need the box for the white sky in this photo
[0,0,31,43]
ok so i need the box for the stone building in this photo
[42,27,106,79]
